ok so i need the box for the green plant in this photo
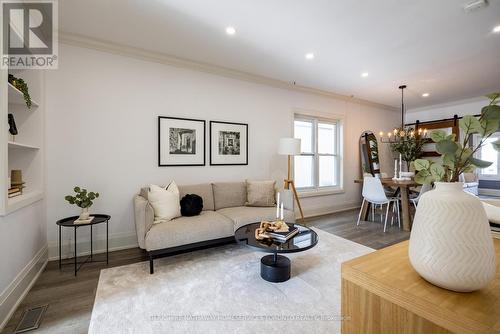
[390,127,426,170]
[8,74,32,109]
[414,92,500,184]
[65,187,99,208]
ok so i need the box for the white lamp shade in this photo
[279,138,301,155]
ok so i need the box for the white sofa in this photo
[134,181,295,273]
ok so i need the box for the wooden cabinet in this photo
[341,238,500,334]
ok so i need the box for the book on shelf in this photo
[266,226,299,242]
[74,216,95,225]
[491,223,500,233]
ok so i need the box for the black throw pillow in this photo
[180,194,203,216]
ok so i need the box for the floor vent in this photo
[14,304,48,333]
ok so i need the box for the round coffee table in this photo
[234,222,318,283]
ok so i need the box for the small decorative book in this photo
[255,220,299,242]
[74,216,94,225]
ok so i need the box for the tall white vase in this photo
[409,182,496,292]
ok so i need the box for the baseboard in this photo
[479,188,500,197]
[48,231,138,261]
[298,202,361,220]
[0,245,48,331]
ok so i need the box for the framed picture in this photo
[158,116,205,166]
[210,121,248,165]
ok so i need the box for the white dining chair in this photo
[357,176,401,232]
[410,183,433,209]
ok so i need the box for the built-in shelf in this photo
[8,83,39,108]
[6,190,43,214]
[8,141,40,150]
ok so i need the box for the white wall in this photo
[45,44,399,258]
[406,97,490,123]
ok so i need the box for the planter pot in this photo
[79,207,90,220]
[409,182,496,292]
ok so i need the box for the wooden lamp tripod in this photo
[279,138,305,221]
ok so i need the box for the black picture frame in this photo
[210,121,248,166]
[158,116,206,167]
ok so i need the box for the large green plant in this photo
[65,187,99,208]
[414,93,500,184]
[390,127,425,170]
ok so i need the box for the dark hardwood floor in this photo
[2,208,409,334]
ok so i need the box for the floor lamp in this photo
[279,138,305,221]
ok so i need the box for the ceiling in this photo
[59,0,500,109]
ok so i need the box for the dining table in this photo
[354,178,419,231]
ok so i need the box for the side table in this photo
[57,214,111,276]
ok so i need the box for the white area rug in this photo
[88,228,373,334]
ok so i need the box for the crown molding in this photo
[59,32,398,112]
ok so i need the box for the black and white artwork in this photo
[169,128,196,154]
[159,117,205,166]
[219,131,240,155]
[210,121,248,165]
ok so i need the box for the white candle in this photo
[280,202,284,221]
[399,154,402,177]
[394,159,398,177]
[276,192,280,219]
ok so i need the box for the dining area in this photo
[356,129,431,232]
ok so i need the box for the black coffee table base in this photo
[260,253,291,283]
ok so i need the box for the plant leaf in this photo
[481,105,500,121]
[430,130,447,142]
[413,159,430,171]
[479,119,499,136]
[429,163,445,181]
[446,133,456,141]
[492,139,500,152]
[436,140,459,155]
[459,115,481,134]
[485,92,500,101]
[468,157,493,168]
[415,170,434,185]
[462,164,476,173]
[442,154,455,169]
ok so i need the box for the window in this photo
[293,115,342,191]
[476,133,500,179]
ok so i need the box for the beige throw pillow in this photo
[246,180,276,207]
[148,182,181,223]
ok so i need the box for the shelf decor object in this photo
[278,137,304,221]
[209,121,248,165]
[8,74,32,109]
[158,116,206,166]
[409,92,500,292]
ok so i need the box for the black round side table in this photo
[57,214,111,276]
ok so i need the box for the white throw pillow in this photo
[148,182,181,223]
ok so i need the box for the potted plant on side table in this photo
[65,187,100,222]
[409,92,499,292]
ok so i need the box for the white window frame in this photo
[293,114,343,196]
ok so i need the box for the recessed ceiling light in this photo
[422,93,430,97]
[361,72,369,78]
[225,26,236,35]
[493,25,500,33]
[305,53,314,60]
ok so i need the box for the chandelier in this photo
[379,85,427,143]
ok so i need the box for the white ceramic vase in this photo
[79,207,90,220]
[409,182,496,292]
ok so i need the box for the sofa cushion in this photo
[178,183,215,211]
[148,183,181,223]
[140,183,215,211]
[245,180,276,207]
[213,182,247,210]
[217,206,295,231]
[145,211,234,251]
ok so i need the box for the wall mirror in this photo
[360,131,380,176]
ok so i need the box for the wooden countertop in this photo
[342,238,500,334]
